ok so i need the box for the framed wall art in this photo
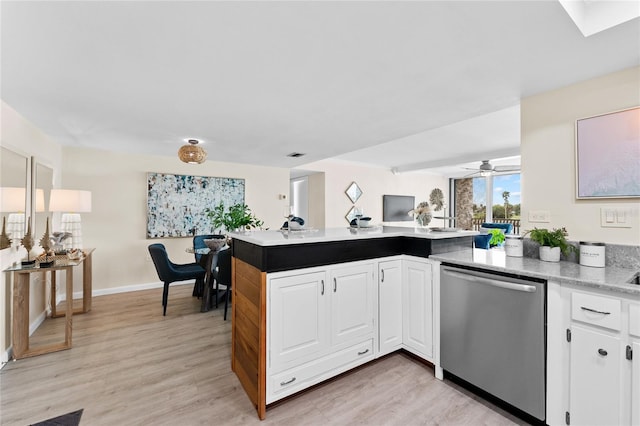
[575,106,640,199]
[147,172,245,238]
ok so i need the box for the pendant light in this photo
[178,139,207,164]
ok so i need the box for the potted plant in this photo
[205,202,264,233]
[528,227,576,262]
[488,229,505,248]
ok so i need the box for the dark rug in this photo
[30,409,83,426]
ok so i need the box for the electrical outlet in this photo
[529,210,551,223]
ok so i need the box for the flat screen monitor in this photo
[383,195,415,222]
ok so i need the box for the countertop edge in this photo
[430,250,640,297]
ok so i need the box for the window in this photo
[452,173,521,231]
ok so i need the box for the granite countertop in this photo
[430,249,640,296]
[229,226,478,247]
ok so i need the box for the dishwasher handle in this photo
[443,269,537,293]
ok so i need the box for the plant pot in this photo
[539,246,560,262]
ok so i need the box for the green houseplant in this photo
[206,202,264,232]
[528,227,576,262]
[488,229,505,247]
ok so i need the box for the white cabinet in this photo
[378,260,402,355]
[564,290,639,426]
[330,263,375,346]
[402,259,433,359]
[632,341,640,426]
[269,271,328,371]
[267,261,375,403]
[569,325,621,426]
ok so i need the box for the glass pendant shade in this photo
[178,139,207,164]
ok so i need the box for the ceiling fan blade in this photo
[493,165,520,172]
[462,170,481,178]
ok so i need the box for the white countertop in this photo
[229,226,477,247]
[430,249,640,296]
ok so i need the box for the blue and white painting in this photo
[147,172,245,238]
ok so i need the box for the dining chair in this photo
[213,248,232,320]
[148,243,206,316]
[192,234,217,262]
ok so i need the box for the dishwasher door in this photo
[440,265,546,421]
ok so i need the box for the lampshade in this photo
[49,189,92,213]
[178,139,207,164]
[0,187,26,212]
[35,189,46,212]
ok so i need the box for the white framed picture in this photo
[575,106,640,199]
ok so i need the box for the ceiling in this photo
[1,1,638,174]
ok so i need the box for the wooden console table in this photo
[4,249,94,359]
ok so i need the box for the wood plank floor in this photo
[0,284,527,425]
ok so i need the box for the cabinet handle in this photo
[280,377,296,386]
[321,280,324,295]
[598,348,608,356]
[381,269,385,282]
[357,349,369,356]
[333,277,337,292]
[581,306,611,315]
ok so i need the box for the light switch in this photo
[601,207,632,228]
[606,209,615,223]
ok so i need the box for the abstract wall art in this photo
[147,172,245,238]
[576,107,640,199]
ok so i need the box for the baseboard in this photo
[29,310,47,336]
[83,279,194,299]
[1,347,12,368]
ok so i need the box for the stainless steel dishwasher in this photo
[440,265,546,422]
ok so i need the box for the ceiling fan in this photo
[463,159,520,177]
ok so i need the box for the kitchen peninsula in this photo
[229,226,476,419]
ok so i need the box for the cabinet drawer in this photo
[571,292,621,331]
[267,339,373,404]
[630,303,640,337]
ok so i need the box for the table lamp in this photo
[0,186,27,250]
[49,189,92,250]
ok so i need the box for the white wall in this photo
[0,101,63,361]
[296,159,449,228]
[521,66,640,245]
[61,146,289,292]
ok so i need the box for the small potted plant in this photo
[528,227,576,262]
[488,229,505,248]
[206,202,264,233]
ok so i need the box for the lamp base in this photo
[21,260,36,268]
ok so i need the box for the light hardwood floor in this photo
[0,284,527,425]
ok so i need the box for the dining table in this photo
[186,246,228,312]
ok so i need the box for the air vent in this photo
[287,152,306,158]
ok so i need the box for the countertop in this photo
[229,226,478,247]
[430,249,640,296]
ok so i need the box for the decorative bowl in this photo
[204,238,226,252]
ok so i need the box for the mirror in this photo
[34,162,54,251]
[345,181,362,204]
[0,147,29,248]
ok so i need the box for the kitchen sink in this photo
[627,273,640,285]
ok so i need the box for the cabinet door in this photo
[632,341,640,426]
[402,260,433,358]
[378,260,403,355]
[569,325,621,426]
[269,271,328,370]
[330,263,375,346]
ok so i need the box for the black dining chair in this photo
[148,243,206,316]
[212,248,232,320]
[192,234,217,263]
